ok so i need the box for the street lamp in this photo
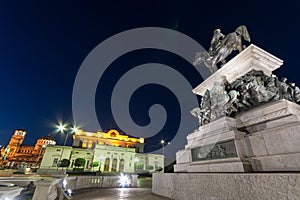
[55,123,78,170]
[56,123,67,146]
[160,140,170,171]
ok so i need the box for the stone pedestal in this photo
[175,99,300,172]
[153,173,300,200]
[175,117,250,172]
[32,179,60,200]
[131,174,138,187]
[236,99,300,171]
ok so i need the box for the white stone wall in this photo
[152,173,300,200]
[94,145,136,173]
[70,148,94,169]
[40,145,73,169]
[39,144,163,174]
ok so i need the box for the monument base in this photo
[175,117,250,172]
[153,173,300,200]
[175,99,300,173]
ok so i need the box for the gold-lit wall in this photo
[72,129,145,152]
[0,130,56,168]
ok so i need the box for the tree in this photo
[74,158,86,168]
[90,161,99,171]
[146,165,154,170]
[58,159,70,170]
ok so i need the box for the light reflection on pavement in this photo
[72,188,171,200]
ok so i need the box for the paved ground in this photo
[72,178,170,200]
[72,188,171,200]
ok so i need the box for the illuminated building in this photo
[0,129,56,168]
[72,129,145,153]
[39,144,163,174]
[38,129,163,174]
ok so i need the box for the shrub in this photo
[74,158,86,168]
[58,159,70,168]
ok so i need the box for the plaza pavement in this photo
[72,177,171,200]
[72,188,171,200]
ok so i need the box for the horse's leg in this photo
[220,59,227,66]
[210,56,219,72]
[237,44,243,52]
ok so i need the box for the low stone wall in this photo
[66,176,120,190]
[0,186,23,200]
[152,173,300,200]
[33,175,137,200]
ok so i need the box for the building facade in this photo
[39,144,164,174]
[72,129,145,152]
[39,129,163,174]
[0,129,56,168]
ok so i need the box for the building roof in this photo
[39,135,56,141]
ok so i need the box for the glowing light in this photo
[62,179,67,189]
[57,123,66,133]
[86,132,94,137]
[71,126,78,133]
[67,189,72,196]
[25,168,31,174]
[160,140,165,144]
[119,173,131,187]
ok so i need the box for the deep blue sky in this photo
[0,1,300,150]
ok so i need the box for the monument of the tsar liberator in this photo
[153,25,300,200]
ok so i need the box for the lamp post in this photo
[56,123,78,170]
[160,140,165,158]
[160,140,170,172]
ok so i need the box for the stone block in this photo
[175,149,191,164]
[153,173,300,200]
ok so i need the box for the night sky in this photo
[1,1,300,159]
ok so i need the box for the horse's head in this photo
[235,25,251,42]
[193,51,210,66]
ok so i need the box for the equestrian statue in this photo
[194,25,251,73]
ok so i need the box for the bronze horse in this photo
[194,25,251,73]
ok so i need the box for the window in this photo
[119,159,124,172]
[104,158,110,172]
[52,158,59,167]
[111,158,118,172]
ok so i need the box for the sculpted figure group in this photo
[191,71,300,127]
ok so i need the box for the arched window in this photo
[119,159,124,172]
[111,158,118,172]
[104,158,110,172]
